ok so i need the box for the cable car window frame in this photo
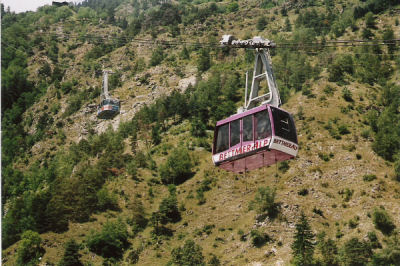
[215,123,229,153]
[270,106,297,144]
[230,119,240,147]
[255,110,271,140]
[242,115,253,142]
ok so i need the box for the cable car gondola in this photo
[97,70,120,119]
[212,35,298,173]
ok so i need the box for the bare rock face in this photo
[178,75,196,92]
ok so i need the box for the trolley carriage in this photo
[212,35,298,173]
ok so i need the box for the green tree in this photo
[338,237,372,266]
[159,146,193,184]
[86,219,129,259]
[256,16,267,31]
[328,55,354,82]
[58,239,83,266]
[151,123,161,145]
[170,240,205,266]
[96,186,119,211]
[317,233,338,266]
[197,48,211,72]
[127,197,148,233]
[250,186,279,218]
[16,230,45,266]
[158,194,181,224]
[150,46,164,66]
[371,231,400,265]
[365,12,376,28]
[372,207,396,235]
[394,159,400,182]
[291,212,315,266]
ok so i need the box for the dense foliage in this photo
[86,219,129,259]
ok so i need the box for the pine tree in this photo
[291,212,315,266]
[58,239,83,266]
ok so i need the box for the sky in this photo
[1,0,83,13]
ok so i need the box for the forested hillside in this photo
[2,0,400,265]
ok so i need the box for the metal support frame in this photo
[101,69,114,101]
[220,35,281,112]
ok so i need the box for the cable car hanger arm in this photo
[220,35,281,112]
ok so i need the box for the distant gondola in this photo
[97,70,120,119]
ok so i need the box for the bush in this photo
[298,188,308,196]
[158,195,181,224]
[226,2,239,12]
[363,174,377,182]
[371,231,400,265]
[394,159,400,182]
[372,207,396,235]
[250,230,270,247]
[197,49,211,73]
[86,219,129,259]
[97,187,119,212]
[278,161,290,173]
[338,124,350,135]
[150,46,164,66]
[328,55,354,82]
[170,240,205,266]
[127,197,147,233]
[256,16,267,31]
[126,160,138,179]
[250,186,278,218]
[159,147,193,185]
[16,230,45,266]
[342,88,353,102]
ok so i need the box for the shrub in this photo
[97,187,119,212]
[127,197,147,233]
[256,16,267,31]
[16,230,45,266]
[159,147,193,185]
[313,207,324,217]
[278,161,290,173]
[208,254,220,266]
[395,159,400,182]
[338,124,350,135]
[250,230,271,247]
[371,232,400,265]
[342,88,353,102]
[250,186,279,218]
[367,231,381,249]
[372,207,396,235]
[226,2,239,12]
[197,48,211,72]
[328,55,354,82]
[363,174,377,182]
[150,46,164,66]
[86,219,129,259]
[126,160,138,179]
[170,240,205,266]
[158,195,181,224]
[318,152,330,162]
[298,188,308,196]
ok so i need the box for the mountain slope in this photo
[2,0,400,265]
